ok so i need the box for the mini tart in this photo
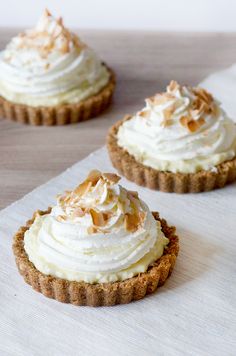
[0,66,115,126]
[107,116,236,193]
[13,208,179,307]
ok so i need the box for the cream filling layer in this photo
[118,122,236,173]
[0,48,110,107]
[117,96,236,174]
[24,213,168,284]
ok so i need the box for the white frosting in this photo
[0,10,110,106]
[117,81,236,173]
[24,171,168,283]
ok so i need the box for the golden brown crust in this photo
[107,116,236,193]
[0,66,115,126]
[12,208,179,307]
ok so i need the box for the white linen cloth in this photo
[0,72,236,356]
[201,64,236,121]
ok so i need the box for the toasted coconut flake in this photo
[153,94,171,106]
[180,115,205,133]
[34,211,41,219]
[179,116,190,127]
[138,110,150,118]
[57,215,67,222]
[211,103,220,117]
[139,211,146,219]
[102,172,121,184]
[87,170,102,185]
[161,106,174,127]
[187,87,217,118]
[192,97,202,111]
[90,209,108,227]
[139,211,147,226]
[189,109,200,118]
[163,107,174,120]
[124,213,140,232]
[128,191,139,198]
[127,192,140,210]
[16,10,85,58]
[117,199,126,213]
[145,97,154,107]
[73,35,84,50]
[197,117,206,127]
[74,180,92,196]
[44,8,52,17]
[161,119,173,128]
[57,192,70,206]
[124,210,146,232]
[60,40,70,54]
[64,193,72,203]
[167,80,180,93]
[57,193,63,201]
[194,88,213,104]
[57,16,63,26]
[187,118,205,133]
[187,120,199,133]
[87,226,97,234]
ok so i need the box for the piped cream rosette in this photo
[117,81,236,174]
[24,171,169,283]
[0,9,110,107]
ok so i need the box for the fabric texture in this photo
[201,64,236,121]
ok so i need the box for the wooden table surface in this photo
[0,29,235,210]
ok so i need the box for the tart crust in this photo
[0,66,115,126]
[12,208,179,307]
[107,116,236,193]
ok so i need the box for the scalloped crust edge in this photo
[107,116,236,193]
[0,66,115,126]
[12,208,179,307]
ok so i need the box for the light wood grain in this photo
[1,29,236,209]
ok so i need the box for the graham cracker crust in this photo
[0,66,115,126]
[12,208,179,307]
[107,116,236,193]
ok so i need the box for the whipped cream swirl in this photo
[0,10,110,107]
[24,170,168,283]
[117,81,236,173]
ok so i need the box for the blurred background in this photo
[0,0,235,32]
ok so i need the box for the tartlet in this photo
[13,170,179,306]
[107,81,236,193]
[0,10,115,125]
